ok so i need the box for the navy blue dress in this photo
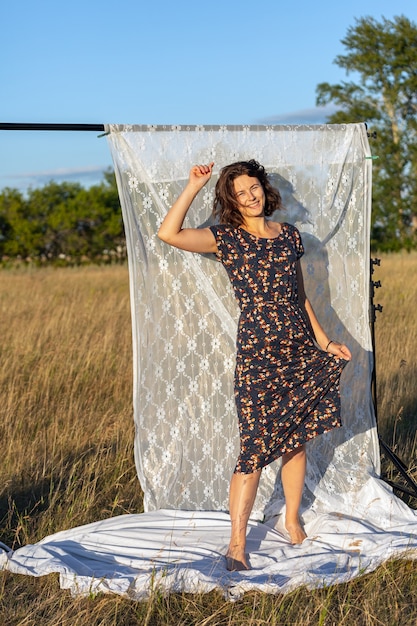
[209,222,347,474]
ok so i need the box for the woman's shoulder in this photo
[281,222,303,241]
[209,223,236,234]
[209,223,239,241]
[281,222,304,257]
[281,221,299,234]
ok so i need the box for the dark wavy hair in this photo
[212,159,282,227]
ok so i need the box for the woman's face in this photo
[233,174,265,221]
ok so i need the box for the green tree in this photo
[26,181,84,259]
[0,188,37,258]
[0,169,124,263]
[64,172,125,261]
[316,15,417,250]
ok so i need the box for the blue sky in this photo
[2,0,417,192]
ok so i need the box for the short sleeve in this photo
[209,224,230,263]
[290,224,304,260]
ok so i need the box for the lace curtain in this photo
[106,124,377,521]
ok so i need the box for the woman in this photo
[158,159,351,571]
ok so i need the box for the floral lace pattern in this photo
[106,124,377,521]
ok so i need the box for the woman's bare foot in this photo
[285,519,307,544]
[225,548,250,571]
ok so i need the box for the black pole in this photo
[370,258,417,501]
[0,123,105,132]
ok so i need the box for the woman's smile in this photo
[233,174,266,218]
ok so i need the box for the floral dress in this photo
[209,222,348,474]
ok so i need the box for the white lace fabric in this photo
[105,123,377,519]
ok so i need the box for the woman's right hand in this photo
[157,161,217,253]
[189,162,214,189]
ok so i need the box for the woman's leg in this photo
[281,444,307,544]
[226,469,261,570]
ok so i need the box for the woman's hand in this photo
[188,162,214,190]
[326,341,352,361]
[157,161,217,254]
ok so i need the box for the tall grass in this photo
[0,266,143,549]
[373,253,417,499]
[0,256,416,625]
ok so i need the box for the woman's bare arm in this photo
[296,262,351,360]
[157,163,217,253]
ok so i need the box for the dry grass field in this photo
[0,255,416,625]
[372,253,417,490]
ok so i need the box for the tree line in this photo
[0,170,126,265]
[316,14,417,251]
[1,15,416,263]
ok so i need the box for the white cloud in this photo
[257,104,339,125]
[0,165,109,193]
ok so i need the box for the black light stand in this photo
[370,258,417,501]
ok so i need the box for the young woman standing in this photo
[158,160,351,571]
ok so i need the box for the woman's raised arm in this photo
[157,162,217,253]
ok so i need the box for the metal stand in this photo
[370,258,417,500]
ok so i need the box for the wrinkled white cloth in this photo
[104,123,378,517]
[2,479,416,599]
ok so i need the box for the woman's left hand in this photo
[326,341,352,361]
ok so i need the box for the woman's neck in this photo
[240,218,280,237]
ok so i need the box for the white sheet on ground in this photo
[1,479,416,599]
